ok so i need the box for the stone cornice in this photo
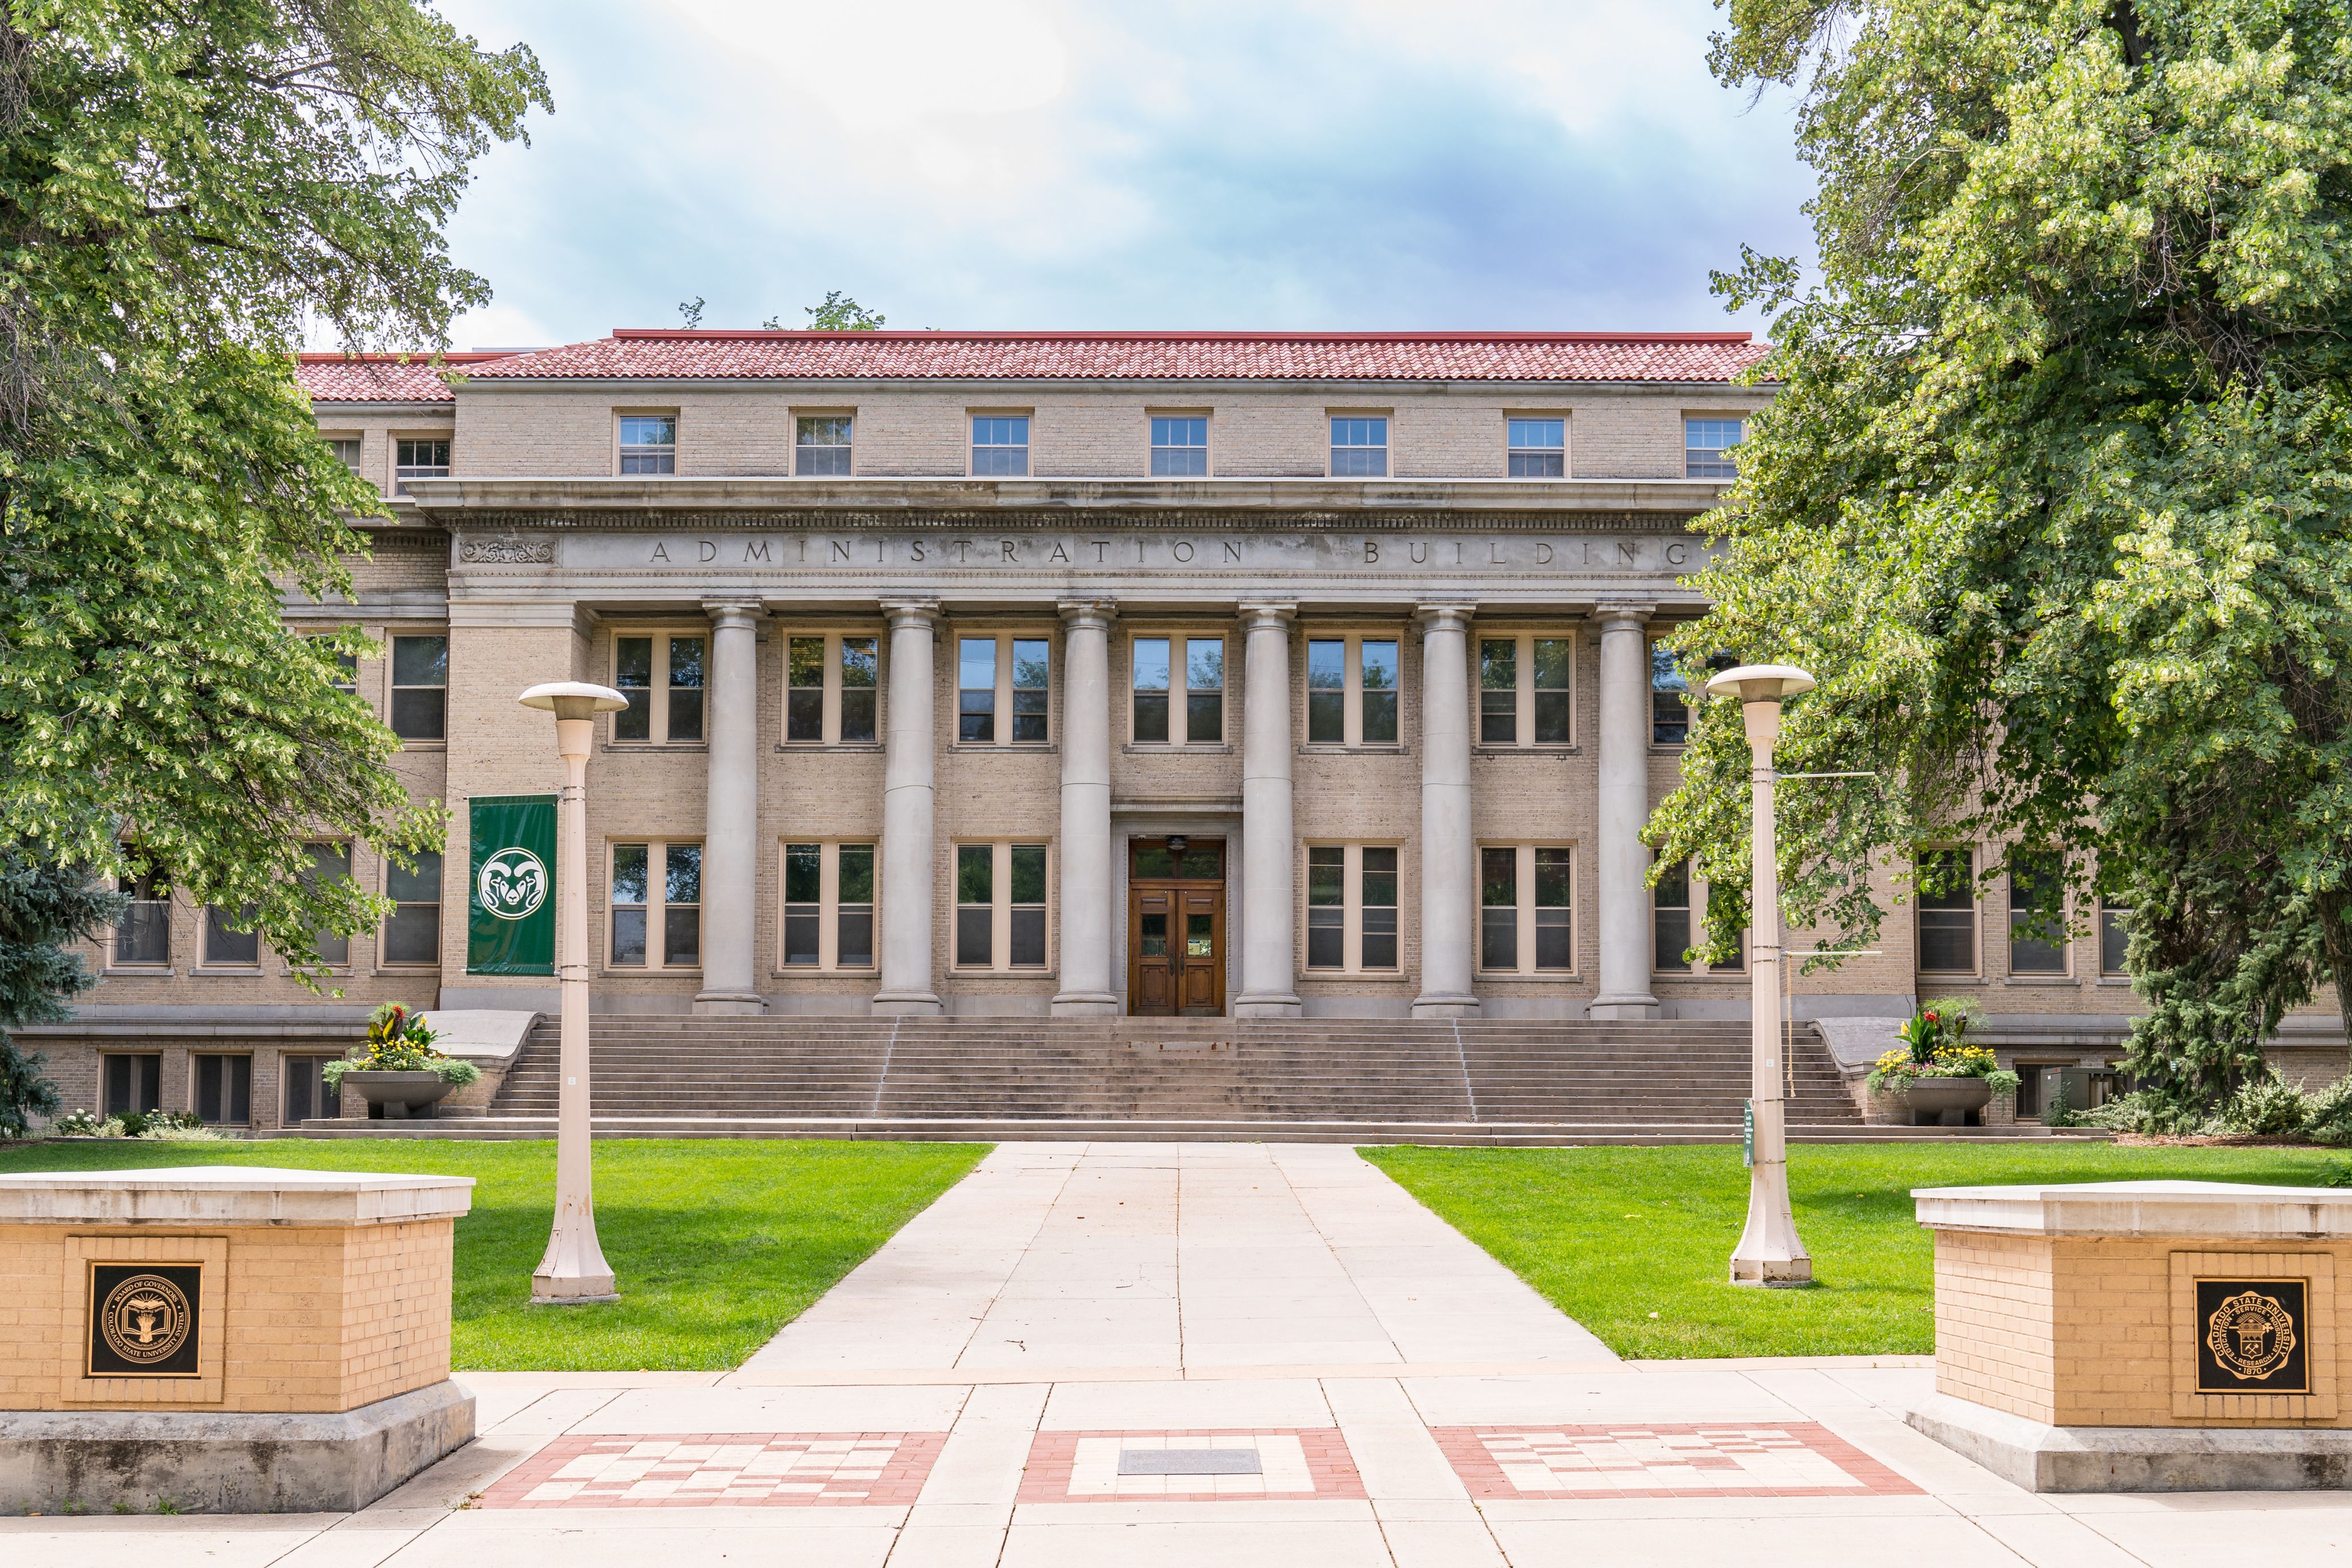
[401,475,1727,528]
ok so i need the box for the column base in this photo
[870,991,944,1017]
[1050,991,1120,1017]
[693,990,767,1016]
[1410,993,1481,1019]
[1233,992,1303,1018]
[1588,992,1661,1021]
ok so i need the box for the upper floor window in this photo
[610,841,701,969]
[1651,641,1688,745]
[383,851,442,966]
[1484,845,1575,973]
[613,633,706,744]
[202,903,259,968]
[394,438,449,495]
[1305,634,1400,746]
[2008,851,2068,974]
[1330,417,1388,477]
[618,415,676,474]
[796,415,853,475]
[1305,844,1399,973]
[2099,895,2132,977]
[1480,634,1574,746]
[1132,636,1223,745]
[1917,848,1977,974]
[326,437,362,473]
[389,635,447,741]
[1507,418,1565,478]
[785,632,879,745]
[972,416,1030,477]
[958,634,1051,745]
[1685,417,1743,479]
[1151,416,1208,477]
[782,841,876,970]
[301,842,351,966]
[113,869,170,967]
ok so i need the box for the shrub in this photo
[2301,1074,2352,1148]
[2215,1067,2314,1137]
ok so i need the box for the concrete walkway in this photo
[7,1143,2350,1566]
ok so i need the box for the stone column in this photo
[1591,604,1662,1020]
[1411,605,1479,1017]
[1236,602,1302,1017]
[695,602,765,1015]
[873,600,943,1016]
[1052,599,1119,1016]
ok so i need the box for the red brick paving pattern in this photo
[1019,1428,1367,1503]
[1431,1422,1923,1500]
[478,1432,948,1509]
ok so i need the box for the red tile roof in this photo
[456,330,1766,384]
[295,351,515,403]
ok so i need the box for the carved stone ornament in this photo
[458,536,554,564]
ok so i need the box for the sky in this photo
[428,0,1816,350]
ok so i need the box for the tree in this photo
[1650,1,2352,1113]
[0,850,123,1136]
[0,3,548,973]
[772,291,886,331]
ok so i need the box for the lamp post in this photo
[1702,663,1816,1288]
[519,680,628,1305]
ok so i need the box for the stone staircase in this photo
[300,1015,1882,1145]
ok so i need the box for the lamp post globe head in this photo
[519,681,630,723]
[1702,664,1816,706]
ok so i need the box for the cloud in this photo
[427,0,1814,346]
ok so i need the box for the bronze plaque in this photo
[2195,1277,2310,1395]
[87,1263,202,1378]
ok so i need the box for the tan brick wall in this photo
[0,1219,455,1414]
[1933,1230,2352,1428]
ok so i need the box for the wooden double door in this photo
[1127,837,1225,1016]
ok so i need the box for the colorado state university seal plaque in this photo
[87,1263,203,1378]
[2194,1278,2309,1395]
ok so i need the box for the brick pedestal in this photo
[1909,1181,2352,1491]
[0,1167,475,1512]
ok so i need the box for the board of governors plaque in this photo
[2194,1277,2310,1396]
[86,1262,203,1379]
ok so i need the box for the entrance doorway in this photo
[1127,836,1225,1016]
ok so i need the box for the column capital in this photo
[1413,603,1476,632]
[699,599,764,629]
[1594,601,1658,631]
[879,599,941,629]
[1237,601,1298,630]
[1057,598,1117,629]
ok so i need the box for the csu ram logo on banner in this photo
[468,795,557,975]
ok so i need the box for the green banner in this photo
[468,795,556,975]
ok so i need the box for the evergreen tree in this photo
[0,850,122,1137]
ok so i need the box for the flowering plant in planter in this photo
[323,1004,480,1089]
[1867,997,2019,1097]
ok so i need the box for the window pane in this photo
[1649,643,1687,745]
[384,903,440,965]
[1133,638,1170,742]
[1361,846,1398,912]
[205,906,259,966]
[667,637,705,742]
[1307,846,1344,907]
[1685,417,1743,479]
[1307,641,1345,744]
[957,907,992,967]
[392,635,447,688]
[388,850,442,905]
[783,826,819,966]
[1360,904,1398,970]
[1134,843,1174,878]
[663,905,700,967]
[2009,853,2066,974]
[1533,690,1572,746]
[665,842,701,905]
[840,637,879,742]
[1186,639,1223,742]
[958,637,996,742]
[837,908,873,969]
[1331,417,1388,475]
[1009,843,1047,905]
[1480,688,1515,745]
[1011,908,1046,967]
[303,843,352,965]
[612,843,649,905]
[1143,911,1170,959]
[1359,640,1398,743]
[798,415,852,446]
[1307,909,1343,969]
[1654,906,1690,972]
[1534,847,1571,908]
[620,416,675,447]
[611,905,647,967]
[613,636,653,740]
[1481,907,1517,971]
[1917,849,1974,908]
[1479,638,1516,692]
[1480,846,1517,911]
[1920,912,1975,973]
[2100,905,2130,975]
[798,441,853,475]
[1012,638,1049,742]
[957,844,993,906]
[840,686,876,743]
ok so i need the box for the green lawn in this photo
[1363,1141,2352,1360]
[0,1139,987,1370]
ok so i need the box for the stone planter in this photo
[1901,1074,1995,1126]
[340,1069,458,1120]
